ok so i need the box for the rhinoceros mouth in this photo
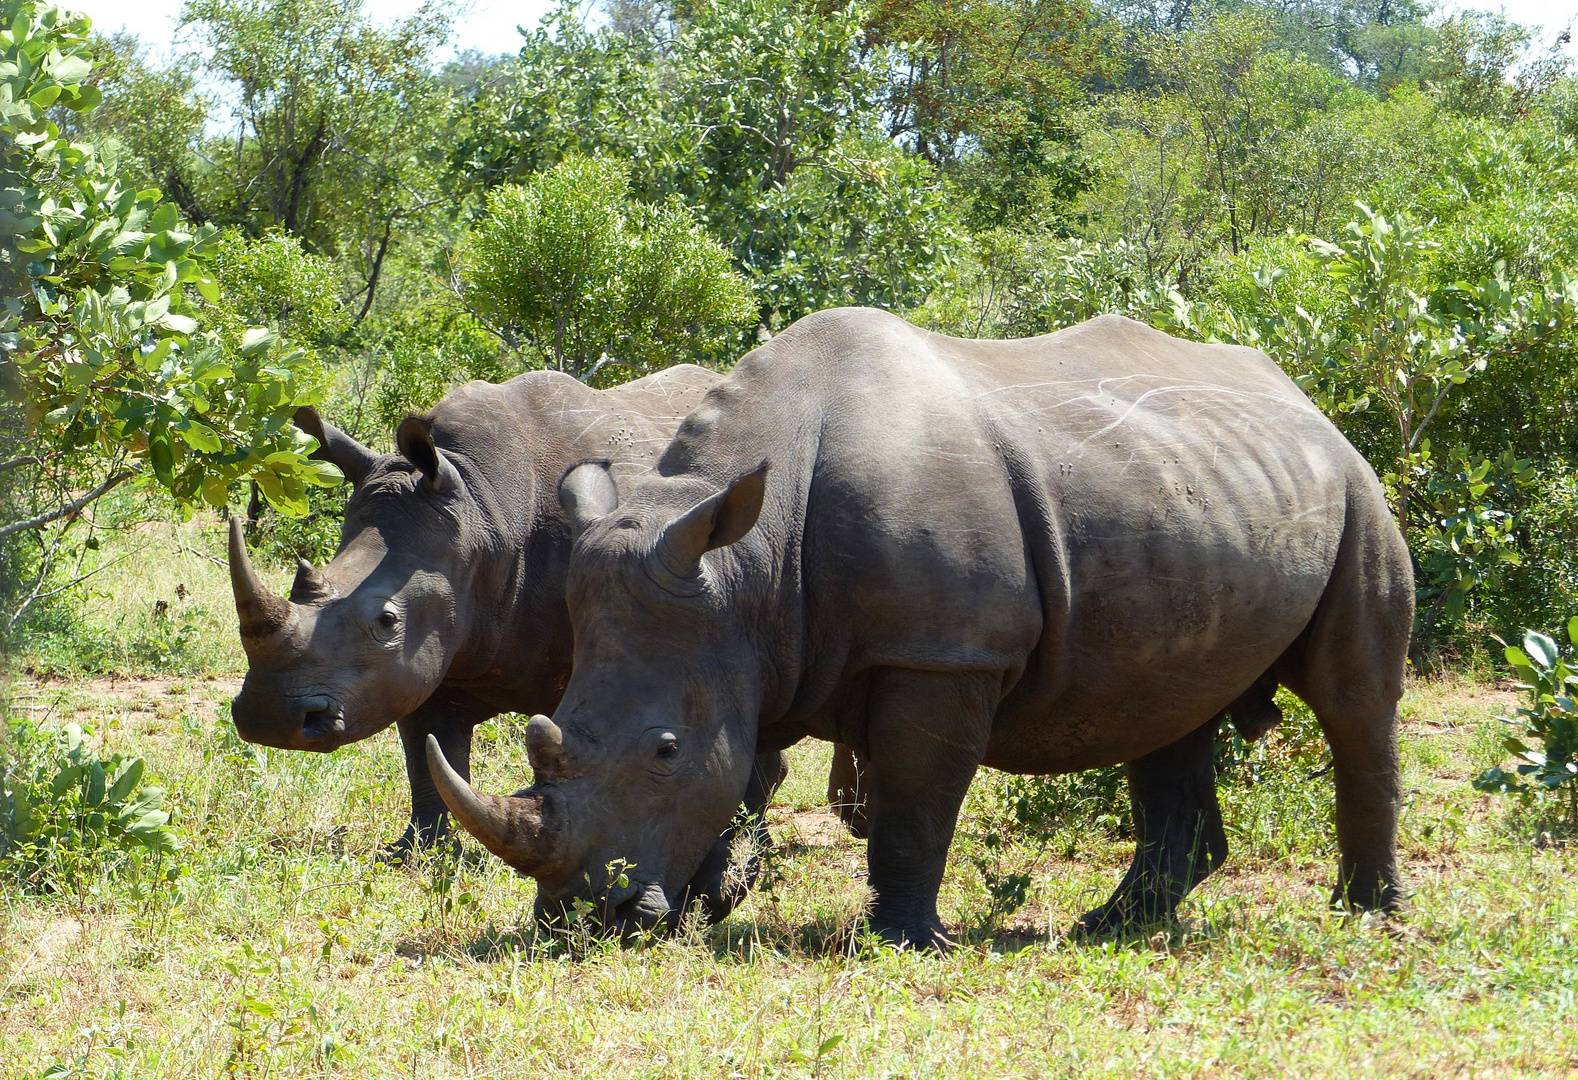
[612,880,674,936]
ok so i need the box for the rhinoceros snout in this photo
[232,689,347,751]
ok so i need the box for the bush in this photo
[1,716,180,896]
[459,154,754,381]
[1474,622,1578,825]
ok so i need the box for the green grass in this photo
[12,516,248,678]
[4,528,1578,1077]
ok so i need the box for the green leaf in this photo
[106,758,144,805]
[177,421,222,454]
[238,327,279,357]
[301,459,345,487]
[148,434,175,486]
[200,474,230,508]
[62,82,100,111]
[1525,632,1560,670]
[48,53,90,83]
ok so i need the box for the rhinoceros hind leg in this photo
[1280,484,1409,915]
[1314,699,1402,913]
[862,668,998,952]
[675,749,790,924]
[827,743,870,839]
[1073,716,1227,937]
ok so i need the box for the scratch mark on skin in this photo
[1074,385,1322,448]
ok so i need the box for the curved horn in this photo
[229,518,294,651]
[426,735,563,875]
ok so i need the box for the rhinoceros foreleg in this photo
[827,743,870,839]
[675,749,790,924]
[381,700,482,864]
[1074,716,1227,937]
[861,668,998,951]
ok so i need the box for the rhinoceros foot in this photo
[376,814,461,866]
[869,917,952,953]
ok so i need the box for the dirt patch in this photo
[771,807,855,852]
[7,674,240,730]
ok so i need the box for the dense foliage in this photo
[0,1,342,635]
[3,0,1578,662]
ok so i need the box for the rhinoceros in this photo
[226,365,792,913]
[428,310,1413,947]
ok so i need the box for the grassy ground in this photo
[5,523,1578,1077]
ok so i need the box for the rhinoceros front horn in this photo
[426,735,563,876]
[228,518,295,662]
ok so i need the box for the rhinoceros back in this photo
[679,308,1391,772]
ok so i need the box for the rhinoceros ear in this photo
[294,406,377,488]
[396,415,463,495]
[559,461,620,536]
[654,463,768,580]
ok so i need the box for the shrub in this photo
[0,716,180,896]
[1474,622,1578,824]
[459,154,754,381]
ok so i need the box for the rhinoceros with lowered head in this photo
[429,309,1413,947]
[226,365,790,915]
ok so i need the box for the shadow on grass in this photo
[448,903,1253,966]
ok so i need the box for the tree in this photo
[457,0,966,331]
[869,0,1093,163]
[0,2,333,628]
[458,155,754,381]
[169,0,457,321]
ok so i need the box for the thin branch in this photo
[0,455,39,474]
[0,471,135,541]
[176,543,228,570]
[356,217,394,326]
[1407,384,1454,451]
[11,548,142,625]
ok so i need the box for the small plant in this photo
[967,830,1034,934]
[423,854,480,937]
[1474,622,1578,824]
[222,936,340,1071]
[0,717,180,897]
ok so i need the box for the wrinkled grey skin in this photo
[431,310,1413,947]
[228,365,792,912]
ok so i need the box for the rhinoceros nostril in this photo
[299,700,345,742]
[613,881,673,935]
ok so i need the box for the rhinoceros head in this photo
[427,460,769,932]
[228,407,474,751]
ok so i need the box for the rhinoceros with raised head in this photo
[429,309,1413,946]
[226,365,790,914]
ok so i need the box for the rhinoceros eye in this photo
[376,604,401,632]
[656,732,679,759]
